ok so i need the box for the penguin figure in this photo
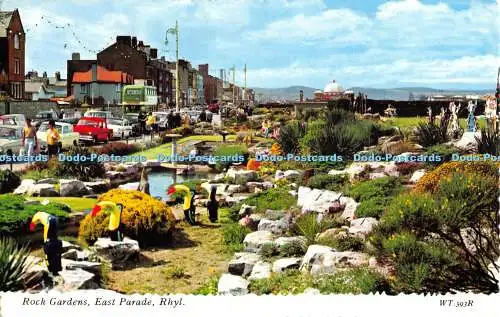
[207,186,219,223]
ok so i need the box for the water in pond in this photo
[119,171,216,201]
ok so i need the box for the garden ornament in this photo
[207,185,219,223]
[91,201,124,242]
[29,212,62,275]
[467,100,477,132]
[167,185,196,225]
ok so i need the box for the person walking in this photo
[46,120,60,157]
[21,119,37,160]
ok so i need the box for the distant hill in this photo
[252,86,493,102]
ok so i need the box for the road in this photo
[0,133,161,172]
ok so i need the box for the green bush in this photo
[413,122,450,147]
[222,223,251,253]
[0,237,30,291]
[0,170,21,194]
[356,197,388,219]
[193,276,219,295]
[277,121,306,155]
[213,144,248,172]
[240,187,297,212]
[259,242,278,258]
[249,269,313,295]
[307,174,349,192]
[280,240,307,257]
[0,194,71,236]
[423,144,457,163]
[318,234,365,252]
[55,146,106,181]
[291,213,344,245]
[349,177,402,202]
[476,129,499,155]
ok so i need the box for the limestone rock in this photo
[349,217,379,238]
[243,231,274,253]
[248,261,272,280]
[301,245,369,275]
[62,259,102,276]
[410,169,426,184]
[13,179,36,195]
[57,268,98,290]
[217,274,249,295]
[228,252,262,277]
[272,257,302,273]
[91,238,140,269]
[239,204,257,216]
[62,249,78,260]
[59,179,90,197]
[226,168,258,182]
[36,178,58,185]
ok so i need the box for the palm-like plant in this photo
[0,237,31,291]
[413,122,449,147]
[476,128,500,155]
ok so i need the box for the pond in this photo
[119,170,216,201]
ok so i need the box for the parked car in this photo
[0,114,25,127]
[59,117,80,125]
[107,118,133,139]
[208,103,219,113]
[73,117,112,144]
[123,113,141,135]
[32,110,59,129]
[0,125,47,157]
[83,110,113,122]
[37,121,79,150]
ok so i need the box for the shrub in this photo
[423,144,457,163]
[476,129,499,155]
[0,237,30,291]
[95,142,139,156]
[0,194,71,236]
[356,197,388,219]
[78,189,176,247]
[213,144,248,172]
[162,266,186,279]
[277,121,306,155]
[55,146,106,181]
[0,170,21,194]
[349,177,402,202]
[313,267,390,294]
[413,122,449,147]
[193,276,219,295]
[222,223,251,253]
[307,174,348,192]
[414,161,499,194]
[249,269,313,295]
[280,240,307,257]
[240,187,297,213]
[259,242,278,258]
[291,213,343,245]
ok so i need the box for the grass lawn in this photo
[105,210,231,294]
[30,197,97,212]
[138,134,272,160]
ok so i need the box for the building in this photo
[69,36,171,106]
[24,81,54,101]
[71,63,133,105]
[0,9,25,99]
[196,72,204,104]
[167,59,191,107]
[312,80,353,101]
[25,71,67,100]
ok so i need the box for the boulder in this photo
[272,257,302,273]
[340,198,359,221]
[14,179,36,195]
[118,182,140,190]
[451,131,481,152]
[317,228,348,241]
[62,259,102,276]
[243,231,274,253]
[56,268,98,291]
[217,274,249,295]
[226,168,258,182]
[328,169,349,177]
[284,170,302,179]
[410,169,426,184]
[62,249,78,260]
[301,245,369,275]
[349,217,379,238]
[61,240,82,253]
[90,238,140,269]
[369,172,387,180]
[247,181,273,192]
[84,180,109,194]
[36,178,58,185]
[248,261,272,280]
[227,184,246,195]
[59,179,90,197]
[383,161,400,177]
[239,204,257,216]
[228,252,262,277]
[275,236,307,251]
[23,256,52,291]
[257,217,292,236]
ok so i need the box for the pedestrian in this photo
[59,109,64,120]
[138,111,146,134]
[146,112,154,134]
[46,120,60,157]
[21,118,37,160]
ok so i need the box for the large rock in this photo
[239,204,257,216]
[341,198,359,221]
[248,261,272,280]
[56,268,98,290]
[226,168,258,182]
[272,257,302,273]
[451,131,481,152]
[275,236,307,252]
[228,252,262,277]
[410,169,426,184]
[62,249,78,260]
[257,218,290,236]
[349,217,379,238]
[227,184,246,195]
[243,231,274,253]
[61,240,82,253]
[90,238,140,269]
[297,187,357,220]
[36,178,58,185]
[23,256,52,291]
[217,274,249,295]
[275,170,302,181]
[84,180,109,194]
[62,259,102,276]
[301,245,369,275]
[13,179,36,195]
[247,181,273,192]
[201,183,228,196]
[59,179,90,197]
[317,228,348,241]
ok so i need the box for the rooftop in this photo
[0,11,13,37]
[72,65,133,84]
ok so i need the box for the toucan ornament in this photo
[29,211,62,275]
[91,201,124,241]
[168,185,196,225]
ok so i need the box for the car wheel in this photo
[73,140,78,147]
[93,136,98,145]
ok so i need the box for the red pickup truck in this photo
[73,117,113,144]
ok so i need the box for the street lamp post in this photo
[166,21,180,112]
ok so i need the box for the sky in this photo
[2,0,499,90]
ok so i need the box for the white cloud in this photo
[193,0,251,26]
[375,0,450,20]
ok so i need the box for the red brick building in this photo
[0,9,25,99]
[199,63,222,104]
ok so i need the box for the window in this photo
[62,126,69,134]
[115,84,121,93]
[81,84,88,94]
[14,60,19,75]
[14,34,20,50]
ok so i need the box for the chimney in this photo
[43,71,47,78]
[72,53,81,60]
[138,41,144,47]
[55,72,61,81]
[116,36,132,46]
[132,37,137,48]
[150,48,157,59]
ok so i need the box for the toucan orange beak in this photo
[29,222,36,232]
[167,187,176,195]
[91,205,102,217]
